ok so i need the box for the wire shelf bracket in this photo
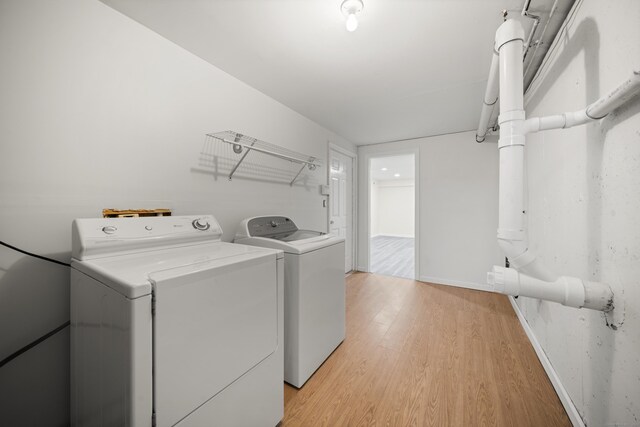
[205,131,321,186]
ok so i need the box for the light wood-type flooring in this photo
[370,236,415,279]
[282,272,571,427]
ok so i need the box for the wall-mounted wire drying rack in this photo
[205,131,321,186]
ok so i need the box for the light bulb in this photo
[346,13,358,32]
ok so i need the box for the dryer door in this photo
[149,253,278,427]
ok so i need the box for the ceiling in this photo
[370,155,415,181]
[101,0,571,145]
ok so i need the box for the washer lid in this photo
[234,234,344,255]
[235,215,344,254]
[71,242,280,299]
[264,229,323,241]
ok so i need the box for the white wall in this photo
[0,1,354,425]
[371,179,415,238]
[517,1,640,425]
[358,131,502,288]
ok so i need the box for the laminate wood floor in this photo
[282,273,571,427]
[370,236,414,279]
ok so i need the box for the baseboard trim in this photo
[507,297,584,427]
[372,233,415,239]
[419,275,492,292]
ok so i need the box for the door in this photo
[149,254,277,427]
[329,147,354,273]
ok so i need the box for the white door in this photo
[329,148,354,273]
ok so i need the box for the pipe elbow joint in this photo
[497,237,559,283]
[497,237,527,262]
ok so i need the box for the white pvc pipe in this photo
[488,266,613,311]
[476,49,500,143]
[525,109,590,133]
[587,70,640,118]
[525,70,640,133]
[495,20,558,282]
[487,19,615,312]
[488,99,500,132]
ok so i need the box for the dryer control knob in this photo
[192,219,210,231]
[102,226,117,234]
[270,220,278,227]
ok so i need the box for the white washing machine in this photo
[235,216,345,388]
[70,215,284,427]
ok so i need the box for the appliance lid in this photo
[264,229,325,242]
[71,242,280,299]
[235,234,344,254]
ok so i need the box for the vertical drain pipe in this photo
[487,19,614,312]
[495,20,557,283]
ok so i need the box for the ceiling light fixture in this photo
[381,167,387,171]
[341,0,364,32]
[394,173,400,177]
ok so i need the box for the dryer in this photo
[235,216,345,388]
[71,215,283,427]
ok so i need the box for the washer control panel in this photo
[247,216,297,237]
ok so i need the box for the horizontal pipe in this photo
[525,109,590,133]
[476,103,496,143]
[587,70,640,118]
[525,70,640,133]
[487,99,500,133]
[476,49,500,142]
[487,266,614,312]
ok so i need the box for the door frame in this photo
[362,148,420,280]
[327,142,357,273]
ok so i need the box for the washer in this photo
[234,215,345,388]
[70,215,284,427]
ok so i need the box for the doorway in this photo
[328,144,356,273]
[369,154,415,279]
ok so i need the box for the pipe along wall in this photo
[482,19,640,312]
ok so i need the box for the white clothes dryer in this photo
[235,216,345,388]
[71,215,283,427]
